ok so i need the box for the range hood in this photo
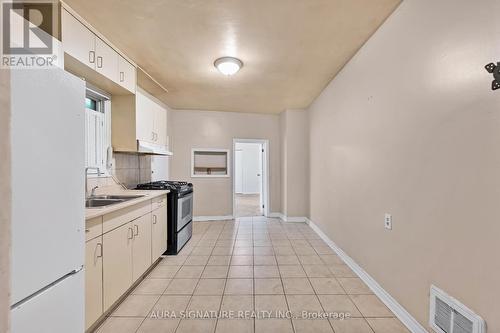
[137,140,173,156]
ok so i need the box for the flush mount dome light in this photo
[214,57,243,76]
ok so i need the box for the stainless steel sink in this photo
[85,194,145,208]
[85,198,124,208]
[91,195,145,200]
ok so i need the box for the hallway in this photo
[235,194,262,217]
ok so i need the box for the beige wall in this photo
[280,109,309,218]
[0,69,11,332]
[170,110,281,216]
[307,0,500,331]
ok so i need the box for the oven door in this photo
[177,191,193,231]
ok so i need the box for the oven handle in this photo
[177,190,193,199]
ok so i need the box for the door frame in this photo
[232,138,270,217]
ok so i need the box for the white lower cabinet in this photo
[102,222,133,311]
[132,213,152,281]
[85,236,103,330]
[87,198,167,328]
[151,206,168,261]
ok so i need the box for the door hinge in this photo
[262,149,264,152]
[262,204,265,208]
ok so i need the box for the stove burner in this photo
[135,180,192,192]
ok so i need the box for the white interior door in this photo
[235,150,243,193]
[241,143,261,194]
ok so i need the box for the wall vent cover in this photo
[430,285,486,333]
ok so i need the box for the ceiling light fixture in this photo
[214,57,243,76]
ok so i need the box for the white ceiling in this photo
[64,0,400,114]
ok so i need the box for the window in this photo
[191,148,230,177]
[85,88,110,175]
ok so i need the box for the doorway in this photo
[233,139,269,217]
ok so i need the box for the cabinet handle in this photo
[89,51,95,64]
[94,243,103,264]
[97,56,103,68]
[153,215,157,224]
[151,131,155,141]
[154,132,158,141]
[134,224,139,236]
[120,71,124,82]
[96,243,103,258]
[127,227,134,239]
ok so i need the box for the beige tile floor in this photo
[235,194,262,217]
[95,217,410,333]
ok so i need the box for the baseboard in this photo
[269,212,283,219]
[193,215,234,222]
[269,212,308,223]
[307,219,428,333]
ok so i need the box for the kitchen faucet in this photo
[85,167,101,198]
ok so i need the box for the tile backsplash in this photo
[112,153,152,188]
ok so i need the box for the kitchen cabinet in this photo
[132,213,152,281]
[135,90,157,143]
[112,88,170,154]
[102,222,133,310]
[118,56,137,93]
[87,195,168,327]
[62,9,95,69]
[154,104,168,146]
[62,8,136,94]
[151,205,168,261]
[95,38,119,83]
[136,89,167,145]
[85,236,103,330]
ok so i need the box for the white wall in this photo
[169,109,281,217]
[235,142,262,194]
[307,0,500,331]
[280,109,309,218]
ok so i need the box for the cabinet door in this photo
[135,91,156,143]
[151,207,168,261]
[132,213,152,281]
[62,9,95,69]
[85,236,103,330]
[118,56,136,93]
[103,222,133,310]
[154,107,167,146]
[95,38,119,83]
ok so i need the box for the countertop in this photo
[85,189,169,220]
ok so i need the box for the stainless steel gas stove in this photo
[136,181,193,254]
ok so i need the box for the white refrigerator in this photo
[10,68,86,333]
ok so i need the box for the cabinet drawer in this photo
[152,195,167,210]
[103,200,151,233]
[85,216,102,241]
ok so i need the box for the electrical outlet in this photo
[384,213,392,230]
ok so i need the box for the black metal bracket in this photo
[485,62,500,90]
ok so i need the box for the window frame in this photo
[85,85,111,177]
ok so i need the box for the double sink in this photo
[85,194,145,208]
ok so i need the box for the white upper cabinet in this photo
[62,9,95,69]
[135,90,156,143]
[61,8,136,94]
[135,89,167,145]
[118,56,136,93]
[112,88,170,155]
[154,104,168,146]
[95,38,119,83]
